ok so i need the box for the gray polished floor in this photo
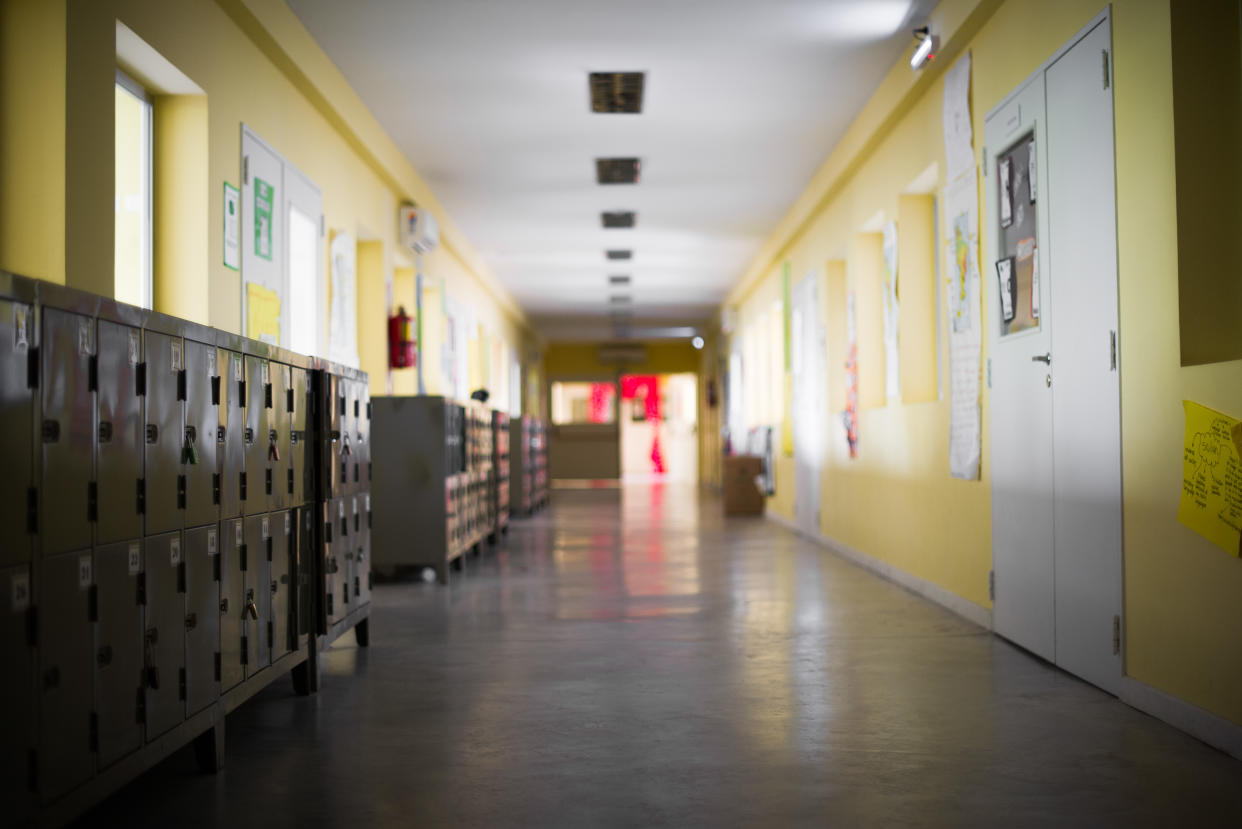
[85,484,1242,827]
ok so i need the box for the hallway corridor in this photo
[87,485,1242,827]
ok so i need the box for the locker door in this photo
[295,506,313,643]
[143,531,185,739]
[183,524,220,716]
[96,320,144,545]
[358,383,370,490]
[94,540,143,768]
[0,299,35,567]
[345,379,360,495]
[242,356,270,515]
[243,514,271,676]
[40,310,94,557]
[183,340,219,527]
[289,367,310,506]
[218,350,244,519]
[38,549,94,802]
[270,363,292,510]
[356,495,371,607]
[0,563,35,823]
[324,374,342,499]
[270,510,292,661]
[323,498,343,626]
[144,332,184,535]
[219,517,245,692]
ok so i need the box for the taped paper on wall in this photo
[881,221,900,402]
[1178,400,1242,556]
[245,281,281,346]
[943,52,974,181]
[944,168,982,480]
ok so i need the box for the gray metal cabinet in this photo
[218,350,244,520]
[144,331,184,535]
[270,362,292,510]
[96,320,144,545]
[40,309,94,558]
[183,340,219,528]
[143,531,185,740]
[183,524,219,716]
[0,299,34,566]
[242,514,272,675]
[94,539,143,768]
[242,356,269,515]
[269,509,292,661]
[218,517,245,692]
[37,548,94,802]
[290,366,310,507]
[0,562,35,823]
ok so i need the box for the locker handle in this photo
[97,645,113,667]
[185,612,197,631]
[99,421,113,443]
[245,427,255,445]
[220,598,229,614]
[41,419,59,443]
[245,596,259,620]
[146,424,159,444]
[271,580,278,595]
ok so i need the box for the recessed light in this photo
[601,211,635,229]
[691,336,705,350]
[606,250,632,260]
[596,158,641,185]
[609,275,631,286]
[589,72,645,113]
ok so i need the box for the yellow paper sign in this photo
[1178,400,1242,556]
[245,282,281,346]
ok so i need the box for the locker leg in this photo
[437,563,449,585]
[354,618,370,648]
[194,719,226,773]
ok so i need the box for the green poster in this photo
[254,177,274,261]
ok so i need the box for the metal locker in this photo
[269,363,292,510]
[290,366,310,507]
[0,563,35,823]
[323,497,346,626]
[144,331,184,535]
[0,299,35,567]
[94,540,143,768]
[242,356,269,515]
[323,373,342,500]
[143,531,185,740]
[183,524,220,716]
[217,350,244,519]
[358,383,371,490]
[356,494,372,607]
[243,514,272,675]
[269,510,292,661]
[96,319,144,545]
[183,340,219,527]
[40,309,94,557]
[218,517,245,692]
[344,378,359,496]
[37,548,95,802]
[295,505,313,643]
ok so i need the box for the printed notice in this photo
[942,52,974,181]
[254,177,274,261]
[944,168,982,480]
[1178,400,1242,556]
[224,182,241,271]
[881,220,901,403]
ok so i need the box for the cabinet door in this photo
[289,367,310,506]
[96,320,144,545]
[144,531,185,740]
[218,351,244,520]
[145,332,185,535]
[0,563,35,822]
[269,364,292,510]
[242,356,269,515]
[270,510,292,661]
[95,540,143,768]
[218,517,245,692]
[243,514,271,676]
[38,549,94,802]
[40,310,94,557]
[0,299,34,567]
[184,524,220,716]
[183,341,219,528]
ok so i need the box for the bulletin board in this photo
[995,133,1039,336]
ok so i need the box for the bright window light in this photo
[288,205,319,355]
[114,71,152,309]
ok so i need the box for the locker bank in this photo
[2,0,1242,825]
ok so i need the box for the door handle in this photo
[1031,353,1051,364]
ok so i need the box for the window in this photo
[551,382,617,425]
[287,205,318,355]
[114,70,152,309]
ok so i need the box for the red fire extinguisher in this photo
[388,306,416,368]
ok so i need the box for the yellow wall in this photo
[0,0,533,396]
[152,94,208,322]
[724,0,1242,727]
[543,341,702,378]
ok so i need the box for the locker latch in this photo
[41,419,59,443]
[144,628,160,689]
[245,427,255,445]
[185,612,198,631]
[245,591,259,620]
[145,424,159,444]
[268,430,280,461]
[98,421,113,443]
[183,426,199,464]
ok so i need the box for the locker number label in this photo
[234,356,243,381]
[365,494,370,511]
[170,536,181,567]
[171,339,183,372]
[207,529,218,555]
[13,305,29,352]
[284,513,291,534]
[207,349,217,375]
[127,542,141,575]
[78,554,92,589]
[338,501,345,518]
[261,516,270,540]
[78,320,92,356]
[235,521,243,547]
[11,571,30,612]
[127,330,140,365]
[261,362,269,384]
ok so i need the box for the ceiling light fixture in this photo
[691,336,705,350]
[910,26,938,70]
[601,211,636,229]
[609,275,631,285]
[606,250,632,260]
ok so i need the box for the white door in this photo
[986,13,1121,692]
[1047,19,1122,694]
[986,76,1055,663]
[241,129,284,344]
[791,272,825,537]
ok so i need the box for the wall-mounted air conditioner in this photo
[398,205,439,254]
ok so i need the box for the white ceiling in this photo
[288,0,936,336]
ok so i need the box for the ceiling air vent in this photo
[589,72,645,113]
[596,157,640,185]
[609,275,631,286]
[606,249,632,260]
[601,211,635,229]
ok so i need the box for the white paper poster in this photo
[328,231,358,367]
[943,52,974,182]
[944,168,982,480]
[881,220,900,402]
[223,183,240,271]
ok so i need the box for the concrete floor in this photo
[85,484,1242,827]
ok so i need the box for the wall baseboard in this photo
[764,509,992,630]
[1120,677,1242,761]
[763,509,1242,762]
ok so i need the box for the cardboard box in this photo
[723,455,765,516]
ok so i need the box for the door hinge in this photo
[27,347,39,388]
[26,606,38,647]
[179,667,187,701]
[1112,614,1121,655]
[982,147,989,174]
[135,686,145,724]
[243,155,249,185]
[136,362,146,396]
[1102,49,1110,89]
[88,584,98,622]
[89,712,99,752]
[137,572,147,606]
[1109,330,1117,371]
[214,651,222,681]
[240,636,248,665]
[988,570,995,601]
[26,487,37,534]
